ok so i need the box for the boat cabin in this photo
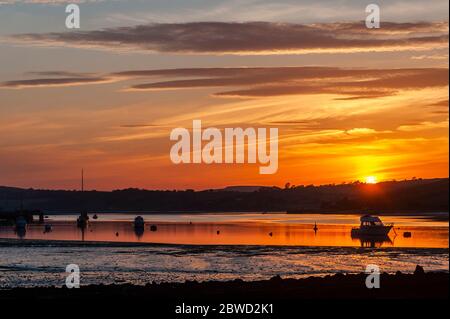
[360,215,384,227]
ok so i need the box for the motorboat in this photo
[133,216,145,238]
[351,215,393,237]
[134,216,145,229]
[356,236,393,248]
[14,216,27,239]
[15,216,27,229]
[44,224,53,233]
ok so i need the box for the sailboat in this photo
[77,169,89,229]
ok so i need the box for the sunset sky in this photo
[0,0,448,190]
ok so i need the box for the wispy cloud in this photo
[26,71,93,77]
[0,76,111,88]
[7,21,448,55]
[397,119,449,132]
[429,99,449,108]
[0,0,100,4]
[2,67,448,100]
[126,67,448,99]
[119,124,161,128]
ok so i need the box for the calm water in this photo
[0,213,448,288]
[0,213,448,248]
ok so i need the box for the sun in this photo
[365,176,378,184]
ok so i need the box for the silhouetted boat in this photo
[44,224,53,233]
[351,215,393,237]
[77,169,89,229]
[134,216,145,229]
[15,216,27,230]
[355,235,394,248]
[77,212,89,229]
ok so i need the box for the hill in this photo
[0,178,448,213]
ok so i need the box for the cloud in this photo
[429,99,449,108]
[312,21,449,34]
[281,127,392,145]
[0,76,111,88]
[119,124,159,128]
[2,67,448,99]
[345,128,378,136]
[7,21,448,55]
[26,71,92,77]
[125,67,449,98]
[412,54,449,60]
[397,119,449,132]
[0,0,98,4]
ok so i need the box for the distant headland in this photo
[0,178,448,215]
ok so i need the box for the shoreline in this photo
[1,270,448,300]
[1,238,449,251]
[31,209,450,215]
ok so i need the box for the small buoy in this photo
[150,225,158,232]
[93,214,98,220]
[403,232,412,238]
[269,232,273,237]
[313,222,319,232]
[217,230,220,235]
[116,232,119,237]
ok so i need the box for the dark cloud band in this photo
[2,67,448,100]
[9,21,448,54]
[0,77,110,88]
[126,67,449,99]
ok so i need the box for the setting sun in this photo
[365,176,378,184]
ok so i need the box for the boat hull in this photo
[351,225,393,237]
